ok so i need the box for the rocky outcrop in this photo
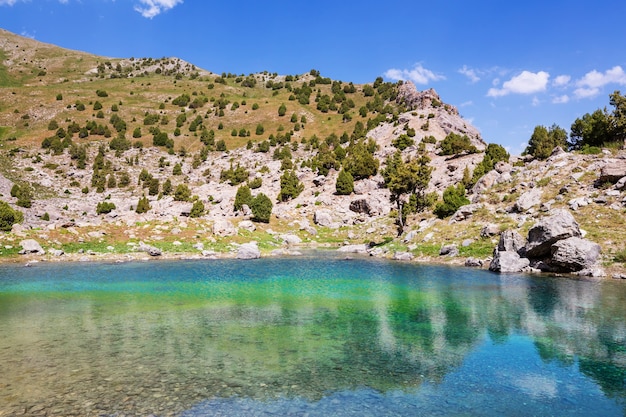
[514,188,542,213]
[213,219,237,237]
[489,250,530,273]
[19,239,45,255]
[497,230,527,254]
[236,242,260,259]
[314,209,334,227]
[599,159,626,183]
[550,237,601,272]
[525,209,581,258]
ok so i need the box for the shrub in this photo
[250,193,272,223]
[189,200,205,218]
[234,185,252,211]
[434,184,470,218]
[278,171,303,201]
[439,133,478,156]
[0,201,23,231]
[174,184,191,202]
[335,169,354,195]
[248,177,262,189]
[96,201,116,215]
[135,196,151,214]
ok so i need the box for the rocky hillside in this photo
[0,29,625,277]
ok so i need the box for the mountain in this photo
[0,29,623,277]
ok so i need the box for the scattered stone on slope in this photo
[236,242,260,260]
[19,239,45,255]
[238,220,256,232]
[213,218,237,237]
[440,244,459,257]
[449,203,483,223]
[599,159,626,183]
[314,209,334,227]
[336,244,368,254]
[280,234,302,246]
[393,251,414,261]
[525,209,581,258]
[465,257,484,267]
[349,199,371,215]
[480,223,500,238]
[498,230,527,254]
[137,242,161,257]
[514,188,543,213]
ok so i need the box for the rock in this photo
[403,230,418,243]
[462,239,474,247]
[471,170,500,197]
[449,203,483,222]
[19,239,45,255]
[193,242,204,251]
[393,251,414,261]
[615,176,626,190]
[349,199,371,215]
[514,188,543,212]
[497,230,527,254]
[49,248,64,257]
[550,237,601,272]
[314,209,333,227]
[489,250,530,273]
[525,209,581,258]
[137,241,162,256]
[353,178,379,195]
[599,159,626,183]
[280,234,302,245]
[465,257,483,267]
[440,244,459,257]
[238,220,256,232]
[576,266,606,278]
[213,219,237,237]
[337,244,368,254]
[480,223,500,238]
[494,161,513,174]
[236,242,260,259]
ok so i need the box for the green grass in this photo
[0,50,20,87]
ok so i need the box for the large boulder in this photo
[337,244,368,254]
[550,237,601,272]
[525,209,581,258]
[19,239,45,255]
[280,234,302,246]
[449,203,483,223]
[137,241,162,257]
[514,188,543,213]
[599,159,626,183]
[236,242,261,260]
[497,230,527,254]
[314,209,334,227]
[213,219,237,237]
[489,250,530,273]
[349,199,371,215]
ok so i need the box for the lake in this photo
[0,253,625,416]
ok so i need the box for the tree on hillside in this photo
[468,143,510,188]
[251,193,273,223]
[525,124,567,159]
[335,169,354,195]
[0,201,23,231]
[434,184,469,219]
[439,132,478,156]
[234,185,253,211]
[569,91,626,149]
[278,171,303,202]
[278,103,287,117]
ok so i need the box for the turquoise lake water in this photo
[1,253,625,416]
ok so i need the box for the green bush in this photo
[0,201,23,231]
[135,196,150,214]
[335,169,354,195]
[174,184,191,202]
[439,132,478,156]
[189,200,205,218]
[96,202,116,215]
[278,171,303,201]
[434,184,470,218]
[251,193,273,223]
[234,185,253,211]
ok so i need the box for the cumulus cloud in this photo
[384,64,445,85]
[458,65,480,83]
[573,66,626,98]
[134,0,183,18]
[552,95,569,104]
[553,75,570,87]
[487,70,550,97]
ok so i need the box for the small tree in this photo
[96,201,116,215]
[525,124,567,159]
[250,193,273,223]
[135,196,151,214]
[0,201,23,231]
[439,133,478,156]
[174,184,191,202]
[162,178,173,195]
[234,185,253,211]
[189,200,205,218]
[434,184,470,219]
[173,163,183,175]
[278,103,287,116]
[335,169,354,195]
[278,171,303,202]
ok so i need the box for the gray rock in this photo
[471,170,500,197]
[465,257,484,267]
[349,199,371,215]
[489,250,530,273]
[599,159,626,183]
[137,241,162,256]
[337,244,368,254]
[480,223,500,238]
[403,230,418,243]
[236,242,261,260]
[280,234,302,245]
[314,209,333,227]
[550,237,601,272]
[615,176,626,190]
[193,242,204,251]
[393,251,414,261]
[49,248,64,257]
[450,203,483,222]
[19,239,45,255]
[525,209,581,258]
[514,188,543,213]
[238,220,256,232]
[498,230,527,254]
[213,219,237,237]
[462,239,474,247]
[440,244,459,257]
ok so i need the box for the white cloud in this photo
[459,100,473,107]
[487,70,550,97]
[552,95,569,104]
[134,0,183,18]
[553,75,570,87]
[532,97,540,106]
[458,65,480,83]
[20,30,35,39]
[577,66,626,89]
[384,64,445,85]
[492,78,500,86]
[574,87,600,99]
[0,0,20,5]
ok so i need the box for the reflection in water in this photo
[0,256,624,416]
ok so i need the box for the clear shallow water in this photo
[0,254,625,416]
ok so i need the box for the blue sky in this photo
[1,0,625,154]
